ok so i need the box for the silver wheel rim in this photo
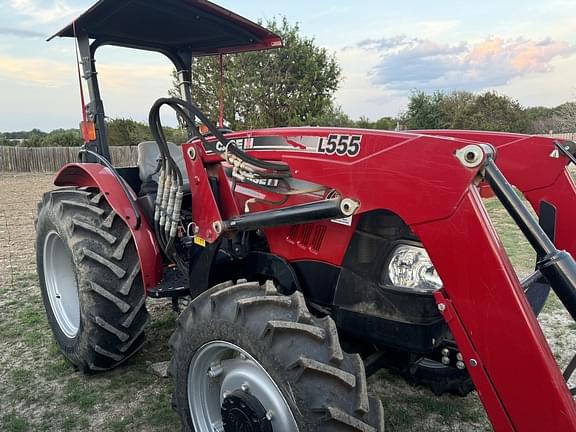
[188,340,299,432]
[43,231,80,338]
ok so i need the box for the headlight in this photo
[387,244,443,292]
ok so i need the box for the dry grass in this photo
[0,171,572,431]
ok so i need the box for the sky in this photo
[0,0,575,131]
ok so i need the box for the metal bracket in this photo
[554,141,576,166]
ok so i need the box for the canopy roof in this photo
[49,0,282,56]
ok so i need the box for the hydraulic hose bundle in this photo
[148,97,291,260]
[149,102,184,257]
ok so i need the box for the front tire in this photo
[169,280,384,432]
[36,187,149,372]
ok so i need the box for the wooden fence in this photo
[541,133,576,141]
[0,146,139,172]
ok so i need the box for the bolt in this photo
[456,361,466,370]
[469,359,478,367]
[239,353,247,361]
[456,352,463,362]
[265,410,274,421]
[438,303,446,312]
[441,356,450,366]
[441,348,450,357]
[208,363,223,379]
[241,382,250,393]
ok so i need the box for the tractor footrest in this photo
[148,267,189,299]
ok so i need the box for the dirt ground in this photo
[0,171,572,431]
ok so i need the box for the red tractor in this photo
[37,0,576,430]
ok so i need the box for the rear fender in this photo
[54,163,163,291]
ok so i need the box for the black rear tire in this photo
[36,187,149,372]
[169,280,385,432]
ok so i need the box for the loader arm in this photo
[184,129,576,431]
[415,130,576,257]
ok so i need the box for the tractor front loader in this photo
[36,1,576,431]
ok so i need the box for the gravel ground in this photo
[0,171,572,431]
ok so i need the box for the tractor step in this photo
[147,267,189,299]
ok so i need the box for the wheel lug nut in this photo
[265,410,274,421]
[441,348,450,357]
[208,363,223,378]
[456,361,466,370]
[240,382,250,393]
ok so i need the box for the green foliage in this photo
[29,130,83,148]
[404,91,445,130]
[313,104,354,127]
[354,115,397,130]
[171,17,342,129]
[107,118,187,146]
[524,106,558,134]
[404,90,530,132]
[0,121,186,148]
[18,129,82,147]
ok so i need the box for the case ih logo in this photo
[214,138,253,152]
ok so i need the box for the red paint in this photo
[57,126,576,430]
[184,127,576,430]
[183,144,224,242]
[415,130,576,257]
[54,163,163,290]
[424,189,576,431]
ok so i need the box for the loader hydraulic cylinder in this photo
[223,198,345,232]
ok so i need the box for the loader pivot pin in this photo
[455,145,484,168]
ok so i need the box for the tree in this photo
[312,103,354,127]
[403,91,445,129]
[403,90,529,133]
[170,17,342,129]
[373,117,397,131]
[17,129,83,147]
[524,106,558,134]
[555,101,576,132]
[106,118,186,147]
[469,91,528,132]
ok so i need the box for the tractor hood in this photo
[48,0,282,56]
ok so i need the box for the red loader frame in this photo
[181,128,576,431]
[54,128,576,430]
[54,127,576,430]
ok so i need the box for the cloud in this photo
[0,27,44,38]
[0,56,72,87]
[7,0,79,24]
[0,56,171,90]
[360,36,576,92]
